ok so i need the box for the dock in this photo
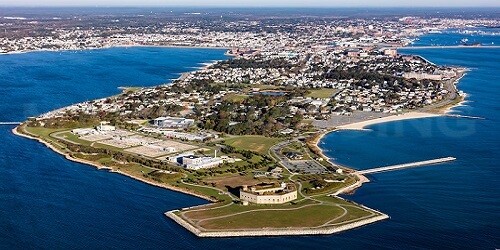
[356,157,456,175]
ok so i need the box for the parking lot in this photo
[270,140,330,174]
[285,160,329,174]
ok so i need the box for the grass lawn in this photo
[306,88,339,98]
[183,194,378,230]
[198,204,345,229]
[24,126,65,139]
[183,199,318,220]
[223,93,250,103]
[203,173,278,191]
[244,84,281,91]
[223,135,283,155]
[171,181,230,202]
[55,131,92,146]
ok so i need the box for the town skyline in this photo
[1,0,500,7]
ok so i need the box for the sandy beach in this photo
[336,112,441,130]
[310,111,444,195]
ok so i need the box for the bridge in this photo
[398,46,500,50]
[0,122,21,125]
[356,157,456,175]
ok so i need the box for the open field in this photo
[223,135,284,155]
[244,84,281,91]
[177,195,381,231]
[199,205,344,229]
[182,199,317,220]
[203,173,280,191]
[223,93,250,102]
[306,88,339,98]
[55,131,92,146]
[24,126,64,139]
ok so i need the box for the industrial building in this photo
[152,117,194,129]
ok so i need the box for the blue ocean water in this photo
[412,27,500,46]
[0,38,498,249]
[0,47,227,122]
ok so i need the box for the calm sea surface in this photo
[0,34,498,249]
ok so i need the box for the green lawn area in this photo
[223,135,283,155]
[92,142,125,152]
[244,84,281,91]
[24,126,65,139]
[223,93,249,103]
[183,199,318,220]
[73,153,110,162]
[198,204,345,229]
[306,88,339,98]
[109,162,166,181]
[179,194,379,230]
[56,131,92,146]
[171,181,230,202]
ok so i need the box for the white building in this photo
[181,155,223,170]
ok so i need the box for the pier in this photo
[0,122,21,125]
[356,157,456,175]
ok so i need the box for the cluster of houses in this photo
[3,11,497,55]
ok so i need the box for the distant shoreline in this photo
[0,44,230,56]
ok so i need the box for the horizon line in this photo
[1,5,500,8]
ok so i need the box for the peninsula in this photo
[10,11,485,237]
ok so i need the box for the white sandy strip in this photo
[337,112,441,130]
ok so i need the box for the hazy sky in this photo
[1,0,500,7]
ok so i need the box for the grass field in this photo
[199,204,345,229]
[203,172,278,191]
[24,126,65,139]
[183,199,317,220]
[223,93,249,102]
[306,88,339,98]
[223,135,283,155]
[55,131,92,146]
[179,195,379,230]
